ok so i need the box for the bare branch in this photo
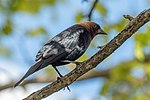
[23,8,150,100]
[123,15,134,21]
[87,0,98,21]
[1,53,150,91]
[0,70,109,91]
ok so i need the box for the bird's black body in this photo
[36,24,91,66]
[14,21,107,87]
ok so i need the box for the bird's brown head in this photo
[78,21,107,38]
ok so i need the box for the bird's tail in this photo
[14,60,43,87]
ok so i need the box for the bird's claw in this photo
[63,86,71,92]
[57,76,61,80]
[56,76,71,92]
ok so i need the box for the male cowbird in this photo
[14,21,107,87]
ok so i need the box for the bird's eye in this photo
[94,25,100,30]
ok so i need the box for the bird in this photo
[14,21,107,87]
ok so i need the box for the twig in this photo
[87,0,98,21]
[0,70,109,91]
[123,15,134,21]
[24,8,150,100]
[1,54,150,91]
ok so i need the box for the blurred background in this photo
[0,0,150,100]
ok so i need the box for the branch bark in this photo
[123,15,134,21]
[1,53,150,91]
[0,70,109,91]
[24,8,150,100]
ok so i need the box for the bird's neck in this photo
[78,23,96,38]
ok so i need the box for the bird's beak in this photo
[98,29,107,35]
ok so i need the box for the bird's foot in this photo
[56,76,71,92]
[63,85,71,92]
[57,76,62,80]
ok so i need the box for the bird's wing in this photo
[14,25,85,87]
[36,26,85,62]
[14,42,68,87]
[35,41,66,62]
[26,28,85,76]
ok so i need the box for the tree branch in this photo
[0,70,109,91]
[123,15,134,21]
[24,8,150,100]
[87,0,98,21]
[1,53,150,91]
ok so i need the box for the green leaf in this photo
[27,27,47,36]
[134,26,150,47]
[0,45,11,57]
[103,19,127,33]
[2,19,12,35]
[14,0,40,13]
[44,0,58,5]
[95,2,107,16]
[112,19,127,32]
[0,0,59,13]
[75,11,83,22]
[134,27,150,61]
[11,0,57,13]
[135,33,149,47]
[100,79,110,95]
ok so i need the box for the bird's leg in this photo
[53,66,63,78]
[61,60,81,65]
[52,66,71,92]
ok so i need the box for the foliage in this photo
[0,0,150,100]
[100,59,150,100]
[95,2,107,16]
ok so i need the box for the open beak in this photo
[98,29,107,35]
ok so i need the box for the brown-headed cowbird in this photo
[14,21,107,87]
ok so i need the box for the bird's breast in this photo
[65,32,91,61]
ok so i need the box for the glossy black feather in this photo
[15,25,92,86]
[36,25,91,64]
